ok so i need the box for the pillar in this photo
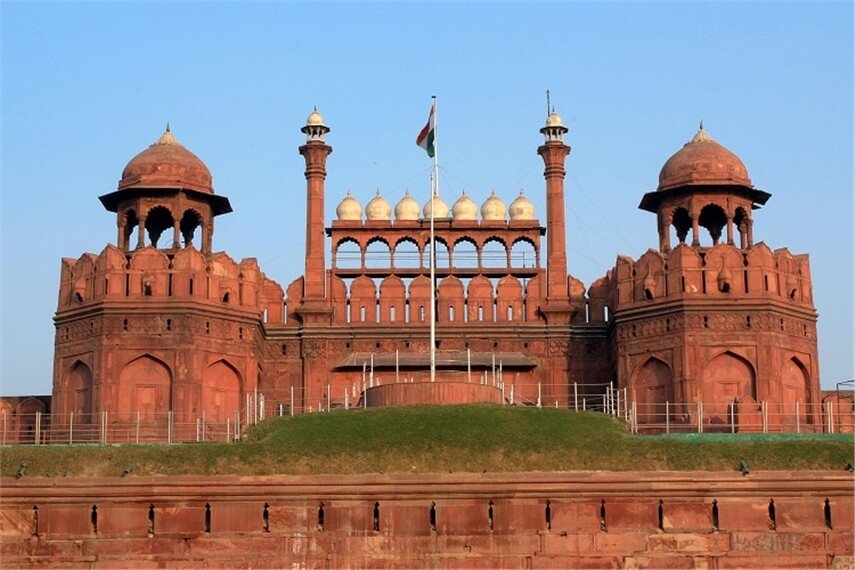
[538,135,570,300]
[137,216,146,249]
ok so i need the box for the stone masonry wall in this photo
[1,471,852,568]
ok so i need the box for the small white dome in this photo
[394,190,420,221]
[336,190,362,221]
[545,112,563,128]
[307,107,325,127]
[423,194,449,220]
[508,189,535,220]
[480,190,507,221]
[451,189,478,220]
[365,189,392,220]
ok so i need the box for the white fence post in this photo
[226,418,230,442]
[574,383,578,411]
[136,411,140,444]
[235,409,240,441]
[69,412,74,445]
[762,401,768,434]
[537,383,542,408]
[196,417,201,442]
[290,386,295,417]
[828,401,835,434]
[697,402,702,434]
[665,401,670,434]
[168,411,173,444]
[34,412,42,445]
[510,384,515,405]
[795,401,800,434]
[202,411,206,441]
[327,384,331,413]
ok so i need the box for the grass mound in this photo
[2,404,852,478]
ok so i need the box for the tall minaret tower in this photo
[537,105,573,323]
[298,108,333,322]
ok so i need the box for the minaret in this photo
[537,107,572,322]
[298,108,332,311]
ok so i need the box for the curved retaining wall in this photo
[365,380,503,407]
[1,471,852,568]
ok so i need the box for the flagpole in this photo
[430,95,438,383]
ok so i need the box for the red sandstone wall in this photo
[2,471,851,568]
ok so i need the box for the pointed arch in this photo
[118,354,172,420]
[65,360,93,418]
[201,359,242,423]
[633,357,673,425]
[702,351,756,426]
[782,357,812,426]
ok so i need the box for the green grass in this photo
[2,404,852,478]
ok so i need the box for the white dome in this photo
[508,189,535,220]
[394,190,420,221]
[423,194,449,219]
[451,189,478,220]
[365,189,392,221]
[480,190,507,221]
[336,190,362,221]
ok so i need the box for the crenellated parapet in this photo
[612,243,814,309]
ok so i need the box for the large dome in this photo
[658,127,752,192]
[119,126,213,194]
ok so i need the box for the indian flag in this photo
[416,101,436,158]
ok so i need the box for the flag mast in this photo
[429,95,438,383]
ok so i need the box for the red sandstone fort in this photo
[3,106,852,441]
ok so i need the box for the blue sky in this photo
[1,3,852,395]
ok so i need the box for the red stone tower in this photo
[51,127,282,438]
[608,125,821,430]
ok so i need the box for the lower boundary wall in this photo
[1,471,852,568]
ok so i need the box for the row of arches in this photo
[61,356,243,423]
[334,237,538,270]
[119,206,209,251]
[661,203,753,250]
[634,353,813,426]
[329,274,542,324]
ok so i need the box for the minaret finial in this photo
[546,90,551,117]
[166,122,170,133]
[699,119,704,131]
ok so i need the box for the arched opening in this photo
[510,238,536,269]
[394,238,421,269]
[453,238,478,269]
[118,355,172,421]
[670,207,691,246]
[365,239,392,269]
[699,204,727,246]
[781,357,812,427]
[702,352,756,426]
[424,238,450,269]
[334,239,361,270]
[65,361,93,419]
[180,210,203,248]
[123,209,139,249]
[482,238,508,269]
[144,206,175,249]
[201,360,242,423]
[634,358,673,425]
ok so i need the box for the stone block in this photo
[661,501,714,532]
[730,531,826,552]
[187,535,288,557]
[717,554,829,569]
[831,555,854,569]
[0,506,33,537]
[42,505,92,538]
[153,504,206,535]
[592,532,647,554]
[204,501,261,533]
[624,555,713,569]
[492,499,546,534]
[603,499,659,531]
[717,499,774,531]
[774,497,828,531]
[829,531,854,555]
[550,501,603,534]
[269,504,310,534]
[647,531,730,554]
[80,536,186,558]
[97,504,151,537]
[383,502,433,536]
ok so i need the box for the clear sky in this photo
[1,3,852,395]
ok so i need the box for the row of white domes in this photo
[336,189,535,221]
